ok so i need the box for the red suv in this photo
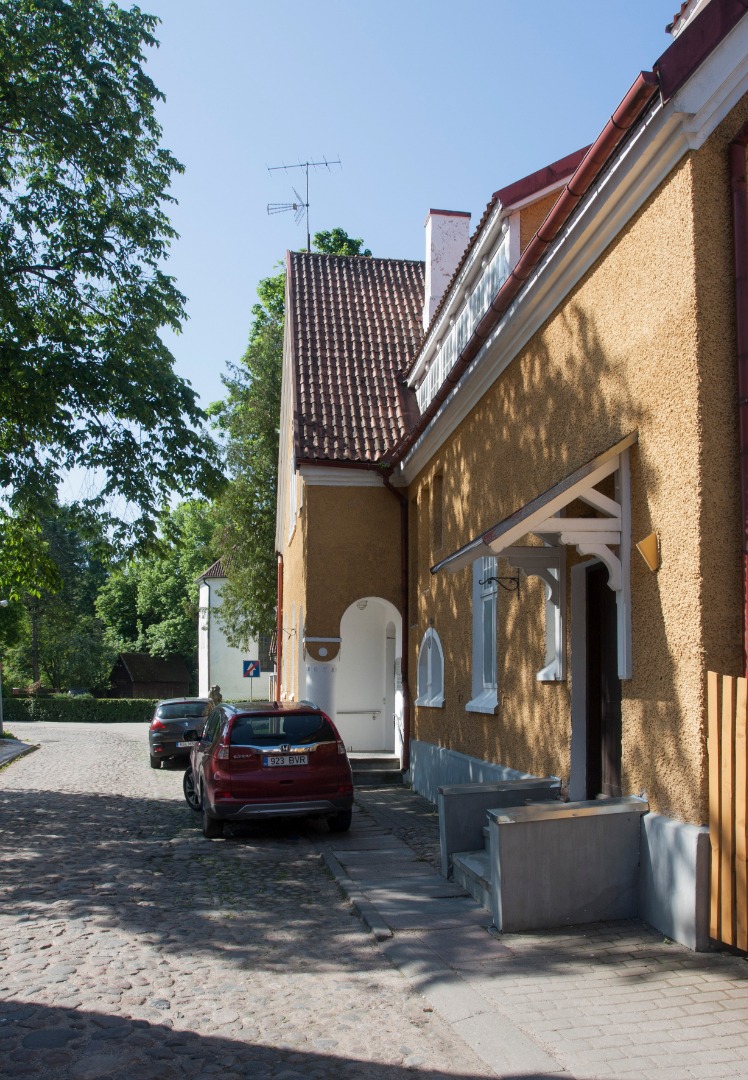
[183,702,354,838]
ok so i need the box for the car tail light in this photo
[150,719,166,731]
[337,740,347,755]
[217,745,230,760]
[338,783,353,794]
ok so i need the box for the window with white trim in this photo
[415,627,445,708]
[467,556,498,713]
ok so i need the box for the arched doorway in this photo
[334,597,401,754]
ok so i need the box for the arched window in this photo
[415,627,445,708]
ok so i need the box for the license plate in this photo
[263,754,308,767]
[176,741,192,748]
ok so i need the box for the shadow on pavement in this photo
[1,998,523,1079]
[3,783,747,991]
[0,785,375,976]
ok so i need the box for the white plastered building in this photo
[197,560,274,703]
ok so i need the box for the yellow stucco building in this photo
[275,0,748,949]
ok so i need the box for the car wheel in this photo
[328,808,352,833]
[183,768,201,811]
[201,791,223,839]
[149,755,161,769]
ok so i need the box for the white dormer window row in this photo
[416,227,512,413]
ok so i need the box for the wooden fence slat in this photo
[708,670,722,941]
[721,675,736,946]
[737,677,748,952]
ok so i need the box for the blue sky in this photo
[133,2,680,415]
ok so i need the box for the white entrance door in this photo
[334,598,400,753]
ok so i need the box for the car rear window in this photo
[229,713,335,746]
[156,703,208,720]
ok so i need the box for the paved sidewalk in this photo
[0,735,37,768]
[318,785,748,1080]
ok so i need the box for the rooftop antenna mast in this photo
[266,156,341,251]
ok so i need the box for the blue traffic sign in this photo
[243,660,260,678]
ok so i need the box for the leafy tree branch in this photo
[0,0,224,597]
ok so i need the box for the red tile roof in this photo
[288,252,424,464]
[493,147,591,210]
[667,2,691,33]
[197,558,226,581]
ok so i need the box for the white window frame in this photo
[467,556,498,713]
[415,627,445,708]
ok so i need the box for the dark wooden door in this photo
[586,562,622,798]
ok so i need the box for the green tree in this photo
[95,499,217,676]
[95,563,139,652]
[4,504,115,691]
[0,0,223,593]
[210,269,284,646]
[312,228,371,257]
[0,515,58,602]
[212,229,370,647]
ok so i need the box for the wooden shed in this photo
[109,653,191,699]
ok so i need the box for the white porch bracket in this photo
[504,545,567,681]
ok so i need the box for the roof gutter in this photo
[276,553,283,704]
[381,471,411,774]
[296,457,386,472]
[385,70,660,469]
[730,122,748,674]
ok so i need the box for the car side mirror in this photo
[183,729,200,742]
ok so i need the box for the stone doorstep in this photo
[452,849,492,911]
[350,754,403,786]
[353,770,404,786]
[348,753,401,765]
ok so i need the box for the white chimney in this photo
[423,209,471,331]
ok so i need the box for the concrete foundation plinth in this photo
[489,796,649,932]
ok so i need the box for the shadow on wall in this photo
[425,300,706,817]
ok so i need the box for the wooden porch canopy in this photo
[431,431,637,679]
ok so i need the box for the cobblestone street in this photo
[0,723,493,1080]
[4,723,748,1080]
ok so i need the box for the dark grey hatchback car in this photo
[148,698,210,768]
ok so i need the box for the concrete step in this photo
[348,753,401,765]
[452,849,492,911]
[349,753,403,787]
[352,769,403,786]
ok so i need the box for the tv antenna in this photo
[266,156,341,251]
